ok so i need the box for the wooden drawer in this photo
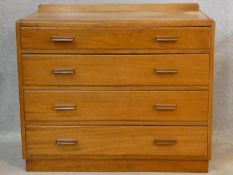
[21,27,210,51]
[24,91,208,122]
[23,54,209,86]
[26,126,207,158]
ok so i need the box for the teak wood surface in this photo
[24,91,209,122]
[20,27,211,52]
[22,54,209,86]
[16,3,215,172]
[26,126,207,158]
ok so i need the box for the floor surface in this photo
[0,130,233,175]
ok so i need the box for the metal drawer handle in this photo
[56,139,78,145]
[52,68,75,75]
[54,104,76,111]
[155,104,177,110]
[155,36,178,42]
[154,139,177,145]
[51,36,75,42]
[155,68,178,74]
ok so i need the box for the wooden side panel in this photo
[208,20,215,159]
[16,21,26,159]
[24,91,209,122]
[22,54,209,86]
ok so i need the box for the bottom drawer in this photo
[26,126,207,158]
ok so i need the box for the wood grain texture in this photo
[19,3,212,28]
[38,3,200,12]
[26,159,208,172]
[20,27,210,52]
[24,91,208,122]
[26,126,207,157]
[22,54,209,86]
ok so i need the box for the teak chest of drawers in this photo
[16,3,215,172]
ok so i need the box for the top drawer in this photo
[20,27,210,52]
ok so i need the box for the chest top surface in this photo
[19,3,213,27]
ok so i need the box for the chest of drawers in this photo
[16,3,215,172]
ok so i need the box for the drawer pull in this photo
[155,68,178,74]
[155,36,178,42]
[56,139,78,145]
[51,36,75,42]
[52,68,75,75]
[54,104,76,111]
[155,104,177,110]
[154,139,177,145]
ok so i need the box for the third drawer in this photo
[24,91,208,122]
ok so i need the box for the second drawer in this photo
[24,91,208,122]
[22,54,209,86]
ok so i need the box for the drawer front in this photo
[24,91,208,122]
[23,54,209,86]
[21,27,210,51]
[26,126,207,158]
